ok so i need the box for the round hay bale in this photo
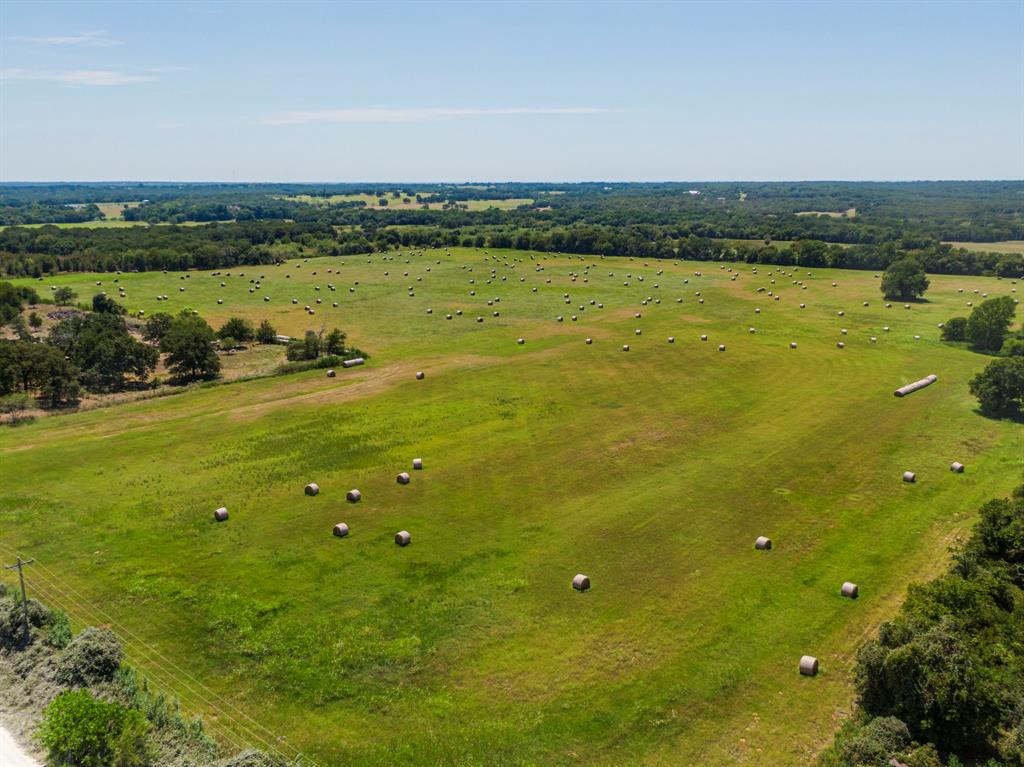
[412,458,423,470]
[841,582,858,599]
[396,472,411,485]
[902,471,916,483]
[305,483,320,496]
[754,536,772,550]
[950,461,965,473]
[718,344,726,351]
[572,573,591,591]
[790,342,797,349]
[635,329,642,335]
[701,334,708,341]
[799,655,819,676]
[836,342,845,348]
[416,371,425,380]
[333,523,349,538]
[214,507,229,522]
[622,343,629,351]
[517,338,525,345]
[667,336,675,343]
[395,530,411,547]
[326,369,336,377]
[346,489,362,502]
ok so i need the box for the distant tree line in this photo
[0,220,333,276]
[3,181,1023,244]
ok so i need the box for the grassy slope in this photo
[1,250,1021,766]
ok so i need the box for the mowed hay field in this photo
[2,249,1022,766]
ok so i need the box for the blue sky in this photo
[1,0,1022,182]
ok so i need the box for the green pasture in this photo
[1,249,1021,765]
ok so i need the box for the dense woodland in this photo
[1,182,1022,278]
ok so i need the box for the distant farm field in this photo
[945,240,1024,254]
[1,250,1021,766]
[795,208,857,218]
[283,193,533,211]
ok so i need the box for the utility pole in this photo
[4,556,34,643]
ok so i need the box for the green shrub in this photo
[840,716,911,766]
[941,316,968,342]
[46,609,72,649]
[218,317,255,342]
[1002,338,1024,357]
[0,596,52,646]
[881,258,929,301]
[966,296,1017,353]
[38,689,150,767]
[255,320,277,344]
[56,627,123,685]
[969,357,1024,418]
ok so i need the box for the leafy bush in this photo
[969,357,1024,418]
[218,317,255,342]
[255,320,277,344]
[941,316,967,342]
[966,296,1017,353]
[91,293,126,315]
[46,608,72,649]
[1002,337,1024,357]
[56,627,124,685]
[143,312,174,343]
[276,354,343,375]
[38,689,150,767]
[0,392,34,414]
[840,716,911,766]
[881,258,929,301]
[0,595,52,646]
[160,313,221,382]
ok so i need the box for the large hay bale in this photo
[214,507,229,522]
[841,582,858,599]
[950,461,965,473]
[799,655,819,676]
[397,472,411,485]
[347,489,362,502]
[342,358,365,368]
[412,458,423,470]
[416,371,425,380]
[326,369,336,377]
[333,523,349,538]
[395,530,411,547]
[572,573,591,591]
[754,536,772,550]
[893,374,937,397]
[902,471,916,483]
[305,483,319,496]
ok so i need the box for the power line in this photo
[3,556,34,644]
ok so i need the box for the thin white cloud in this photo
[262,106,621,126]
[0,68,156,86]
[11,30,123,47]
